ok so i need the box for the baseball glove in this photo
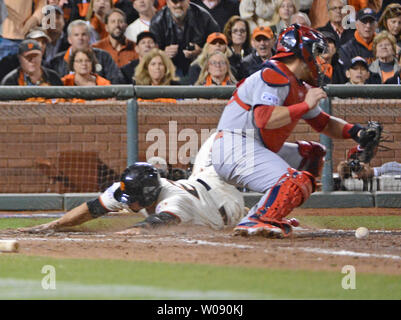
[348,121,383,173]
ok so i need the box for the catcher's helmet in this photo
[272,24,328,86]
[114,162,162,206]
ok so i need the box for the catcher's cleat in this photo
[234,216,289,238]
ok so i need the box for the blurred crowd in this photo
[0,0,400,91]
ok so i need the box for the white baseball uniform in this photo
[98,132,245,230]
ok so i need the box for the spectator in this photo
[135,48,179,103]
[0,28,51,83]
[195,51,237,85]
[344,56,371,85]
[41,5,69,65]
[185,32,239,84]
[86,0,113,41]
[114,0,139,25]
[125,0,156,43]
[134,48,179,85]
[238,26,274,79]
[1,39,63,86]
[191,0,240,31]
[317,0,354,48]
[316,31,343,84]
[378,3,401,56]
[319,31,347,84]
[269,0,299,37]
[369,31,400,83]
[338,8,378,70]
[92,8,138,67]
[289,11,311,26]
[0,0,46,60]
[149,0,220,78]
[223,15,252,73]
[120,31,157,83]
[48,19,124,83]
[239,0,277,33]
[385,53,401,83]
[62,48,111,86]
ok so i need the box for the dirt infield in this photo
[1,208,401,275]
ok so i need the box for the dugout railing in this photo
[0,84,400,209]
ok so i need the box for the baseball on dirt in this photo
[355,227,369,239]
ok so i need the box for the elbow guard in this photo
[87,198,109,218]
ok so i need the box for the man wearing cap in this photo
[238,26,274,79]
[345,56,372,85]
[48,19,124,84]
[120,31,157,83]
[149,0,220,78]
[0,28,51,82]
[1,39,62,86]
[185,32,239,84]
[338,8,378,71]
[92,8,138,67]
[42,5,69,65]
[318,0,354,47]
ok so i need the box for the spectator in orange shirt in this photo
[86,0,113,41]
[92,8,138,67]
[195,51,237,85]
[62,48,111,86]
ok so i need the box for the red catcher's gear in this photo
[296,140,327,177]
[271,24,328,86]
[256,168,315,223]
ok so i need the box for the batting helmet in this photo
[114,162,162,206]
[272,24,328,86]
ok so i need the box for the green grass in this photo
[294,216,401,230]
[0,255,400,299]
[0,216,142,232]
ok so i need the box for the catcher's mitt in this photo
[348,121,383,173]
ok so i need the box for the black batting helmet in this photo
[114,162,162,206]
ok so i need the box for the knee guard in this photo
[256,168,315,222]
[296,141,326,177]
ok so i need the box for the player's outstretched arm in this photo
[115,212,180,235]
[18,202,95,233]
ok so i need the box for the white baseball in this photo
[355,227,369,239]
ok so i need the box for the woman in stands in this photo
[86,0,113,42]
[62,48,110,86]
[378,3,401,57]
[369,31,400,84]
[223,16,252,73]
[269,0,299,36]
[134,48,179,102]
[195,51,237,86]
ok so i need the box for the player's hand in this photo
[304,87,327,110]
[115,227,145,235]
[17,222,57,233]
[164,44,179,58]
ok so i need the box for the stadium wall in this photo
[0,99,400,194]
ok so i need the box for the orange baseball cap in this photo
[206,32,228,44]
[252,26,274,40]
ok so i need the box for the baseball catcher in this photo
[210,24,384,238]
[18,133,246,234]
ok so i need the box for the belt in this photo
[228,91,251,111]
[196,178,211,191]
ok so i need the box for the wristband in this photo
[288,102,310,121]
[343,123,363,142]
